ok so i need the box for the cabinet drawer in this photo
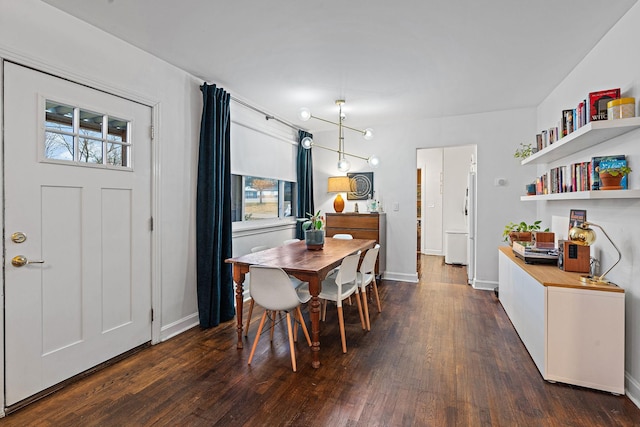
[326,228,378,241]
[326,214,379,229]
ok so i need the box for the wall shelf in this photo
[520,189,640,201]
[522,117,640,166]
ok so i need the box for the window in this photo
[231,175,296,222]
[44,100,131,168]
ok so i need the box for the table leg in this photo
[309,277,321,368]
[233,268,246,349]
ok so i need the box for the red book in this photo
[588,88,620,121]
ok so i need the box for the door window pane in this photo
[43,100,131,169]
[45,132,74,161]
[78,138,103,164]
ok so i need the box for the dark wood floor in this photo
[3,255,640,426]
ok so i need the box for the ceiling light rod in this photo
[302,140,370,161]
[298,100,374,140]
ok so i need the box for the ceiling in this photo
[43,0,637,132]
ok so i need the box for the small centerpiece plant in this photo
[302,210,325,250]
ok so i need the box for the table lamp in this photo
[327,176,351,213]
[568,221,621,284]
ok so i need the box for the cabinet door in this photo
[546,287,624,393]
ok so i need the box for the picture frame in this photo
[347,172,374,200]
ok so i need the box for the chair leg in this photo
[354,290,366,330]
[248,311,268,365]
[286,312,297,372]
[322,299,327,321]
[337,306,347,353]
[372,277,382,313]
[270,311,277,342]
[361,287,371,331]
[244,298,255,337]
[297,306,312,347]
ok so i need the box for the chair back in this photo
[250,245,269,253]
[332,234,353,240]
[360,244,380,274]
[249,265,301,311]
[283,239,300,245]
[335,252,360,287]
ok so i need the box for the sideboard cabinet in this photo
[498,247,624,394]
[325,213,386,275]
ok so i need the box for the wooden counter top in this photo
[498,246,623,293]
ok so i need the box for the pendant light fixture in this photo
[298,100,378,172]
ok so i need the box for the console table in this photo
[498,246,625,394]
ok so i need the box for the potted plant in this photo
[598,165,632,190]
[514,142,534,160]
[302,210,325,250]
[502,220,548,246]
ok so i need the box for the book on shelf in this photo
[591,155,627,190]
[562,109,574,137]
[569,209,587,235]
[588,88,621,121]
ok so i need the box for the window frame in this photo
[231,174,296,224]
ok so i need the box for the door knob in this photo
[11,255,45,267]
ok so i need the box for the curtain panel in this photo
[296,130,314,239]
[196,83,235,328]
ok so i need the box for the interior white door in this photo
[3,62,152,406]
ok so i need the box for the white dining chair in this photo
[244,245,308,337]
[357,244,381,331]
[332,234,353,240]
[327,233,354,279]
[318,252,365,353]
[247,265,312,372]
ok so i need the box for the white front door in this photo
[3,62,152,406]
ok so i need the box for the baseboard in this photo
[626,372,640,409]
[472,279,498,291]
[160,313,199,342]
[382,271,419,283]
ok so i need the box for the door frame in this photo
[0,57,162,415]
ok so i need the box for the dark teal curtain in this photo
[196,83,235,328]
[296,130,314,239]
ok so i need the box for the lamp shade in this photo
[568,225,597,246]
[327,176,351,193]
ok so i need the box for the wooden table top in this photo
[226,238,376,276]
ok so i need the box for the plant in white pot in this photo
[302,210,325,250]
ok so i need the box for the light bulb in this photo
[298,107,311,121]
[337,158,351,172]
[301,136,313,149]
[363,128,374,140]
[368,155,380,168]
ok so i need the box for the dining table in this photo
[225,237,376,368]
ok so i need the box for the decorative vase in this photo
[598,171,623,190]
[304,229,325,250]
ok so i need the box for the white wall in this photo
[312,108,537,286]
[536,2,640,406]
